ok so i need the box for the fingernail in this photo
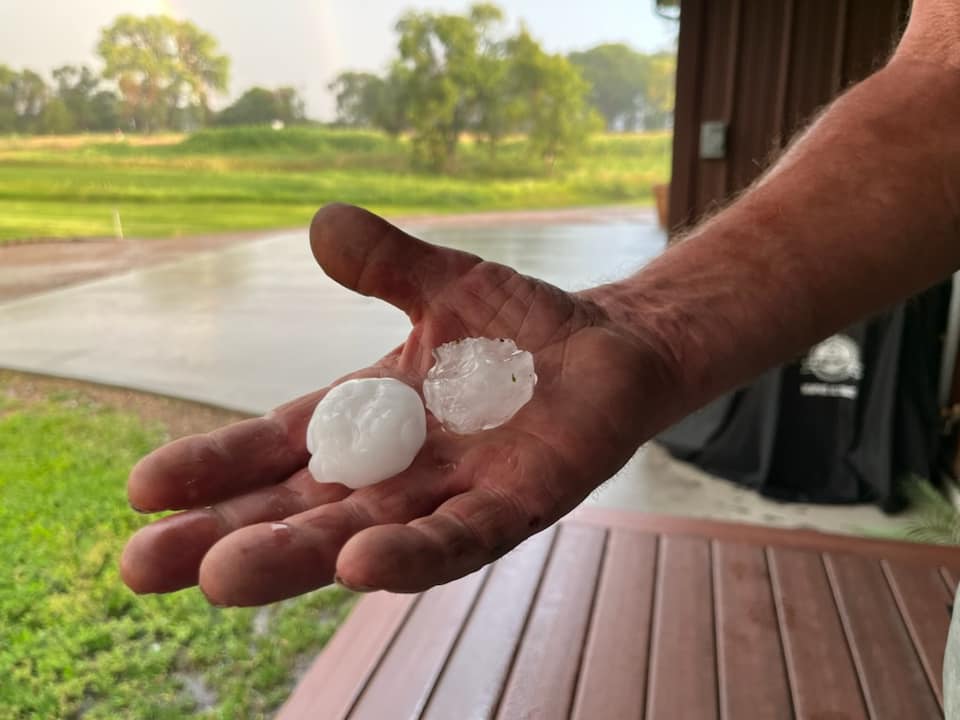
[128,499,150,514]
[334,574,376,593]
[200,587,231,608]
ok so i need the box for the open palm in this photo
[122,204,663,605]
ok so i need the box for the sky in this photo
[0,0,678,120]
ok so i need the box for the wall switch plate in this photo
[700,121,727,159]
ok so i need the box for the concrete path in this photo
[0,208,914,536]
[0,211,663,413]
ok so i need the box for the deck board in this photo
[421,528,556,720]
[283,509,960,720]
[645,535,718,720]
[276,591,418,720]
[349,567,490,719]
[883,559,954,709]
[767,547,868,720]
[825,552,942,719]
[713,541,792,719]
[943,566,960,595]
[570,529,658,720]
[495,523,606,720]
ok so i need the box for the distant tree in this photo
[271,87,306,124]
[0,65,17,132]
[51,65,120,132]
[330,2,602,170]
[217,86,275,125]
[216,86,306,126]
[507,29,601,165]
[330,69,408,136]
[12,69,49,133]
[568,44,647,130]
[470,5,515,156]
[568,44,675,131]
[330,72,385,127]
[38,98,73,134]
[392,3,508,170]
[97,15,229,131]
[638,50,676,130]
[88,90,121,132]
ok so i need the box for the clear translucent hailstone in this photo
[423,337,537,434]
[305,377,426,489]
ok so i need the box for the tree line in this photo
[1,6,675,169]
[330,3,675,170]
[0,14,304,135]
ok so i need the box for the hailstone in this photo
[305,377,426,489]
[423,337,537,434]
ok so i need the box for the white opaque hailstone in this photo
[306,378,426,489]
[423,337,537,434]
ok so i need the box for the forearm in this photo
[587,57,960,429]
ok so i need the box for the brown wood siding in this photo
[668,0,912,233]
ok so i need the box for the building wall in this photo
[668,0,911,232]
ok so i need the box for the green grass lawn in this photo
[0,383,355,719]
[0,127,672,242]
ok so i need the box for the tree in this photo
[470,6,515,156]
[0,65,16,132]
[272,87,306,125]
[392,3,505,170]
[330,2,602,170]
[330,72,385,127]
[507,29,601,165]
[568,44,676,131]
[97,15,229,132]
[38,98,73,134]
[12,69,49,133]
[88,90,120,132]
[330,69,407,136]
[638,51,676,130]
[216,86,306,126]
[51,65,120,132]
[568,44,647,131]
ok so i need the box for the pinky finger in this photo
[121,468,350,594]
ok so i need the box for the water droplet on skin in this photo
[270,522,292,547]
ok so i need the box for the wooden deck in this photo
[278,508,960,720]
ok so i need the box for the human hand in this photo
[121,204,673,605]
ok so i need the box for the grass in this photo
[901,476,960,545]
[0,127,672,242]
[0,382,355,719]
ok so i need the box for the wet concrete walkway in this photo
[0,208,913,536]
[0,210,663,412]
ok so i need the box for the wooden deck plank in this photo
[883,559,954,709]
[495,523,607,720]
[825,552,942,720]
[276,591,418,720]
[348,567,490,720]
[713,541,792,719]
[570,529,658,720]
[942,566,960,595]
[281,513,960,720]
[570,507,960,570]
[767,547,868,720]
[421,528,556,720]
[645,535,718,720]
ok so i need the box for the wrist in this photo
[579,279,704,419]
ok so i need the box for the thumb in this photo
[310,204,481,321]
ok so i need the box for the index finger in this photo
[127,388,324,512]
